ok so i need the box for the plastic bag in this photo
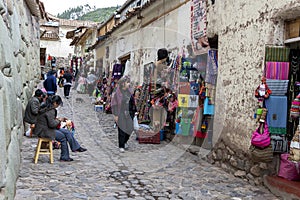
[133,115,139,130]
[278,153,300,181]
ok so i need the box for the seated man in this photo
[23,89,46,137]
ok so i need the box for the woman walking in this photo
[111,76,134,153]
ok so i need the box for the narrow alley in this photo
[15,88,278,200]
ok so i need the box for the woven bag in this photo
[250,144,273,163]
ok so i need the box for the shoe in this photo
[119,148,125,153]
[60,158,74,162]
[74,147,87,152]
[124,143,129,149]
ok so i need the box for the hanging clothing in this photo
[205,50,218,85]
[123,60,131,76]
[112,64,123,79]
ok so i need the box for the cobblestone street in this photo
[15,88,278,200]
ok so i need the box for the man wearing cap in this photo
[23,89,46,137]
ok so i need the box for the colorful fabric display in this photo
[179,82,191,94]
[203,97,214,115]
[178,94,189,107]
[190,82,199,95]
[266,79,289,96]
[265,96,287,128]
[205,50,218,85]
[265,62,290,80]
[188,95,199,108]
[290,93,300,119]
[265,46,290,62]
[180,118,192,136]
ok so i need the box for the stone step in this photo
[263,175,300,200]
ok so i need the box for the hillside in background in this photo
[57,5,118,22]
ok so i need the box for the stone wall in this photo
[205,0,300,184]
[0,0,40,199]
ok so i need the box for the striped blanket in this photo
[265,47,290,62]
[265,62,290,80]
[266,79,289,96]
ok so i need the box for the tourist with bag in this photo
[111,76,134,153]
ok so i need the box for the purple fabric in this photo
[111,87,123,116]
[265,62,290,80]
[112,64,123,79]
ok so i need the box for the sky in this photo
[42,0,127,16]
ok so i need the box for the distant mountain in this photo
[57,5,118,22]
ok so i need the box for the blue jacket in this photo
[43,75,57,94]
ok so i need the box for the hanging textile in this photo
[265,96,288,129]
[205,50,218,85]
[266,79,289,96]
[265,46,290,62]
[265,62,290,80]
[190,0,210,55]
[112,64,123,79]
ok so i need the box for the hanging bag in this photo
[251,122,271,148]
[133,115,140,130]
[250,144,273,163]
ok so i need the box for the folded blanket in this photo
[269,127,287,135]
[266,79,289,96]
[265,47,290,62]
[265,96,287,128]
[265,62,290,80]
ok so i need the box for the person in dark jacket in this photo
[62,69,73,98]
[43,70,57,95]
[34,95,86,162]
[111,76,133,153]
[23,89,46,137]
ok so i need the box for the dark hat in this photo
[157,48,169,61]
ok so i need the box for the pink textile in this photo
[265,62,290,80]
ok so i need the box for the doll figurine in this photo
[255,76,272,102]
